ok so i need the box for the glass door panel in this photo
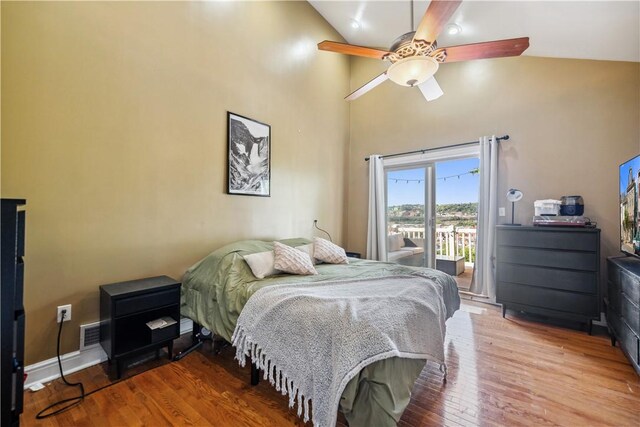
[386,166,435,268]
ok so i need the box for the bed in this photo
[180,238,460,427]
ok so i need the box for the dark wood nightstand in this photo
[100,276,181,378]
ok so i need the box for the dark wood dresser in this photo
[1,199,26,426]
[496,226,601,333]
[606,256,640,374]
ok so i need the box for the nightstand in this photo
[346,251,362,259]
[100,276,181,378]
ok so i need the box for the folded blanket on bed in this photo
[231,275,449,427]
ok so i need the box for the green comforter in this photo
[181,239,460,426]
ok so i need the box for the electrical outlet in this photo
[57,304,72,323]
[499,207,506,217]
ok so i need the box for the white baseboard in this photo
[24,317,194,390]
[180,317,193,335]
[24,345,108,389]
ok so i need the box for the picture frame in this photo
[227,112,271,197]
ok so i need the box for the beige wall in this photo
[1,1,350,364]
[348,56,639,292]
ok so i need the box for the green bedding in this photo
[181,239,460,426]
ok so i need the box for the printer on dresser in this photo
[606,257,640,374]
[496,225,601,334]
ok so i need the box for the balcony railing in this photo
[392,225,477,264]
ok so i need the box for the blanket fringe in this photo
[232,327,312,424]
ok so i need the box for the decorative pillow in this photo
[273,241,318,275]
[403,237,417,248]
[388,233,403,252]
[243,251,280,279]
[296,243,318,265]
[313,237,349,265]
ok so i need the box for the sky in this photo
[387,157,480,206]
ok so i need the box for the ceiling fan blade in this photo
[413,0,463,44]
[345,73,389,101]
[435,37,530,63]
[418,77,444,101]
[318,41,391,60]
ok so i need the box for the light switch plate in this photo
[499,207,506,217]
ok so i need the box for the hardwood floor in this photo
[22,301,640,426]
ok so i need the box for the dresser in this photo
[1,199,26,427]
[606,256,640,374]
[496,226,600,333]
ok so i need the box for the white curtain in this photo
[470,136,498,299]
[366,155,388,261]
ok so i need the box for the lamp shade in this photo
[386,56,439,87]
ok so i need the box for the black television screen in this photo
[620,154,640,256]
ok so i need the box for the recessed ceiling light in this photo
[446,23,462,35]
[350,19,361,30]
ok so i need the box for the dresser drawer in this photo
[621,295,640,335]
[620,319,639,365]
[497,229,598,252]
[498,263,597,294]
[620,270,640,304]
[113,287,180,318]
[497,247,598,271]
[498,282,598,316]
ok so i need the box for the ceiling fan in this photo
[317,0,529,102]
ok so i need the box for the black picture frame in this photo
[227,112,271,197]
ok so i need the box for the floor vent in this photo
[79,321,101,350]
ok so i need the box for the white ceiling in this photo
[309,1,640,62]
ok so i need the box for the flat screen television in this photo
[620,154,640,257]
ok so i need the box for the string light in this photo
[388,169,478,183]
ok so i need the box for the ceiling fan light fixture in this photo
[446,23,462,35]
[386,56,439,87]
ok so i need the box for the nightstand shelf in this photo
[100,276,181,378]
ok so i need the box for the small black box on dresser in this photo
[606,256,640,375]
[100,276,181,378]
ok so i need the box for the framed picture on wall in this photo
[227,112,271,197]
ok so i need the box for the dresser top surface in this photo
[608,256,640,276]
[497,225,600,233]
[100,275,180,297]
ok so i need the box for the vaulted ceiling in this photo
[309,1,640,63]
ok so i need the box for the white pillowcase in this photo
[296,243,318,265]
[273,241,318,275]
[313,237,349,264]
[388,233,403,252]
[243,250,280,279]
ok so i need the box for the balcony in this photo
[390,225,476,289]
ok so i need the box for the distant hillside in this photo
[436,202,477,216]
[388,203,478,227]
[388,203,478,216]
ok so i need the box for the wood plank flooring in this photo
[22,301,640,426]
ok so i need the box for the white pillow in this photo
[296,243,318,265]
[243,250,280,279]
[273,241,318,275]
[388,233,403,252]
[313,237,349,264]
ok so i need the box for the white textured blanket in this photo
[231,275,449,427]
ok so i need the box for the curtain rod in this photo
[364,135,510,162]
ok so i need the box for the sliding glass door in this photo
[385,165,436,268]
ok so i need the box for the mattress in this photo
[180,238,460,426]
